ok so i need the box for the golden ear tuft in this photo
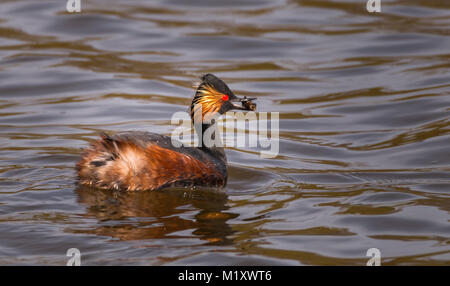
[198,84,224,98]
[190,84,226,123]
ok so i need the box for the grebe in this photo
[76,74,256,191]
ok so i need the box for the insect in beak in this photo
[230,96,257,111]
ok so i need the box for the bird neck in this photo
[193,120,223,148]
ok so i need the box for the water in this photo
[0,0,449,265]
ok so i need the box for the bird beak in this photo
[230,96,257,111]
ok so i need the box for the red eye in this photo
[222,94,229,101]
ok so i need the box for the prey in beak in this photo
[230,96,257,111]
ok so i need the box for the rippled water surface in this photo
[1,0,449,265]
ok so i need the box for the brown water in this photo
[0,0,449,265]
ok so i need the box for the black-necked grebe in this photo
[76,74,256,191]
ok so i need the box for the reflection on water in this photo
[74,186,235,245]
[0,0,449,265]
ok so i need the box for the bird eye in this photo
[222,94,229,101]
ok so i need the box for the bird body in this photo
[76,74,256,191]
